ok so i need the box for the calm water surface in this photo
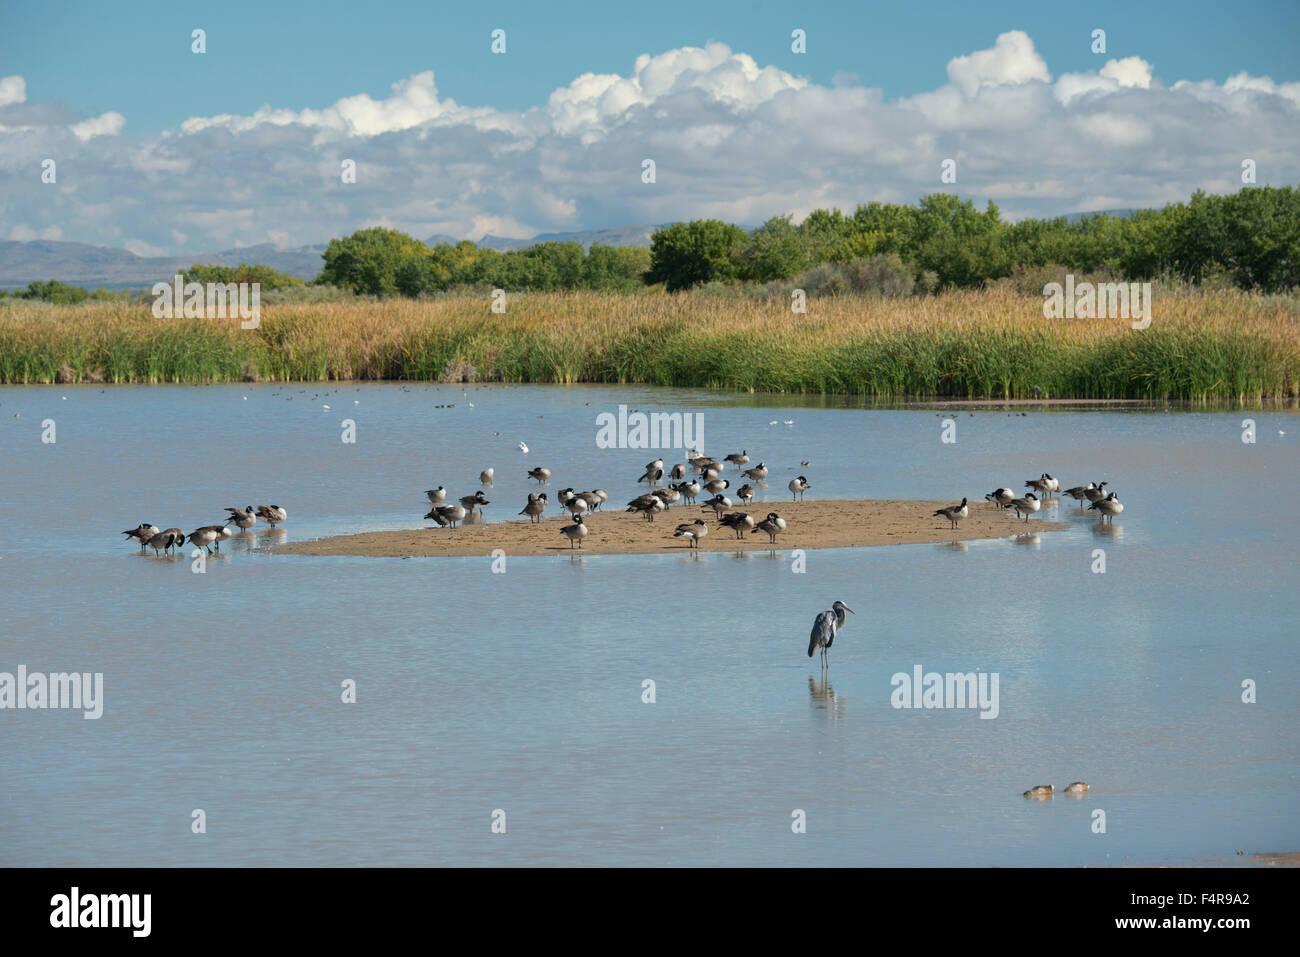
[0,384,1296,866]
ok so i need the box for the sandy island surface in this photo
[277,498,1071,558]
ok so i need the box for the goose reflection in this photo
[808,676,844,715]
[1013,532,1041,547]
[938,540,968,552]
[1092,521,1124,541]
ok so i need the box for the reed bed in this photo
[2,289,1296,400]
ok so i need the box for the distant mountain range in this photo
[425,224,665,251]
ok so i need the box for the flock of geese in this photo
[422,450,808,550]
[929,473,1124,531]
[122,506,287,555]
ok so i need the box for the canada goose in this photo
[225,506,257,530]
[556,488,576,511]
[789,476,810,501]
[519,493,547,523]
[122,523,159,551]
[669,463,687,480]
[1062,482,1095,507]
[1024,474,1053,497]
[592,489,608,510]
[644,458,664,475]
[752,512,785,544]
[187,526,220,553]
[572,491,600,513]
[1023,785,1054,799]
[724,450,749,467]
[145,529,182,555]
[638,465,664,485]
[527,467,550,484]
[459,490,490,514]
[673,519,709,549]
[703,477,730,495]
[565,496,589,518]
[934,497,969,530]
[425,486,447,505]
[1045,474,1060,497]
[718,512,755,539]
[699,464,721,481]
[255,505,287,527]
[985,488,1014,509]
[560,514,587,548]
[1007,492,1040,521]
[208,525,233,550]
[426,504,467,528]
[741,462,768,481]
[1088,491,1123,523]
[700,494,731,519]
[808,600,855,668]
[1083,481,1110,504]
[479,468,495,485]
[626,493,664,521]
[675,480,701,504]
[1063,781,1089,794]
[652,486,680,507]
[736,484,756,506]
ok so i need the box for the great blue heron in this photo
[1087,491,1123,523]
[808,600,855,669]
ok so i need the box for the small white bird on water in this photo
[518,441,529,453]
[808,600,855,670]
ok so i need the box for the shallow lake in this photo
[1,383,1296,865]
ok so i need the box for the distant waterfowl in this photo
[934,497,969,530]
[527,467,550,484]
[724,450,749,467]
[479,468,495,485]
[741,462,768,481]
[560,514,587,548]
[426,504,467,528]
[255,505,287,527]
[1007,492,1040,521]
[626,493,665,521]
[985,488,1014,509]
[700,494,732,519]
[122,523,159,551]
[638,465,664,485]
[736,483,756,506]
[187,526,220,553]
[425,486,447,505]
[1083,481,1110,504]
[789,476,810,501]
[807,600,855,669]
[719,511,755,539]
[518,441,529,454]
[669,463,687,480]
[752,512,785,544]
[1064,781,1089,794]
[519,493,547,523]
[703,477,730,495]
[459,490,490,515]
[225,506,257,530]
[1062,482,1095,507]
[1023,785,1054,799]
[1088,491,1123,523]
[673,518,709,549]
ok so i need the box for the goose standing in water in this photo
[1083,481,1110,505]
[426,504,467,528]
[209,525,233,551]
[226,506,257,531]
[985,488,1014,509]
[934,497,969,530]
[560,514,587,548]
[673,518,709,550]
[1007,492,1040,522]
[1088,491,1123,523]
[741,462,768,482]
[752,512,786,544]
[1063,781,1089,794]
[807,600,855,670]
[1062,482,1095,508]
[519,493,547,523]
[256,505,287,527]
[479,468,495,485]
[719,512,755,539]
[187,526,220,554]
[146,528,184,555]
[122,523,160,551]
[425,486,447,505]
[724,450,749,468]
[639,460,664,485]
[788,476,810,501]
[1024,475,1053,498]
[700,494,732,519]
[527,467,550,484]
[669,463,687,480]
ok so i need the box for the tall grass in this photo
[2,288,1296,400]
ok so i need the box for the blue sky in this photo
[2,0,1298,252]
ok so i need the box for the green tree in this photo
[646,220,748,291]
[317,227,428,295]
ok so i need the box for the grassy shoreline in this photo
[2,289,1296,400]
